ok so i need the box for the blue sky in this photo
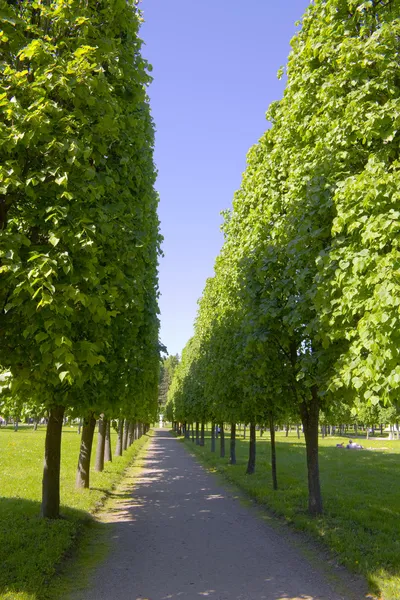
[140,0,310,357]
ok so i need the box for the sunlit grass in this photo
[0,424,150,600]
[183,427,400,600]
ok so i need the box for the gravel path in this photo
[71,429,367,600]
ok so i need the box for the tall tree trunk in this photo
[34,418,38,431]
[269,413,278,490]
[128,421,135,446]
[191,422,195,442]
[243,424,246,439]
[220,423,225,458]
[185,421,190,439]
[300,386,323,516]
[230,422,236,465]
[41,405,65,518]
[115,418,124,457]
[195,421,200,445]
[246,422,256,474]
[211,422,216,452]
[285,423,289,437]
[123,420,129,450]
[104,419,112,463]
[200,421,205,446]
[95,416,106,472]
[296,424,300,439]
[76,412,96,488]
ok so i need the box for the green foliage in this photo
[0,0,161,418]
[158,354,179,407]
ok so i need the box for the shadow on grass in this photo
[0,497,90,600]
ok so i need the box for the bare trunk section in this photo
[41,405,65,518]
[269,413,278,490]
[104,419,112,463]
[76,412,96,489]
[123,420,129,450]
[211,421,216,452]
[200,421,205,446]
[246,422,256,474]
[191,423,195,442]
[230,422,236,465]
[128,421,135,446]
[300,386,323,516]
[195,422,200,445]
[115,418,124,457]
[94,416,106,472]
[220,423,225,458]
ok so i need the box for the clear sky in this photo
[140,0,310,357]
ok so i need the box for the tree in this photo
[0,0,160,516]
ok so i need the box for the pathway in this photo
[70,429,366,600]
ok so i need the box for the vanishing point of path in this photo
[71,430,367,600]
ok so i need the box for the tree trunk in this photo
[95,416,106,472]
[195,421,200,445]
[123,420,129,450]
[127,421,134,446]
[246,422,256,474]
[14,418,18,432]
[200,421,205,446]
[115,418,124,457]
[76,412,96,489]
[211,422,216,452]
[41,405,65,519]
[285,423,289,437]
[185,422,190,439]
[243,424,246,439]
[269,413,278,490]
[77,418,82,435]
[191,422,195,442]
[300,386,323,516]
[34,419,38,431]
[104,419,112,463]
[220,423,225,458]
[296,424,300,439]
[230,422,236,465]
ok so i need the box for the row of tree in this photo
[0,0,161,517]
[166,0,400,515]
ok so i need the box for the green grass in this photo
[0,424,150,600]
[182,428,400,600]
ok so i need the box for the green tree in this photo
[0,0,160,516]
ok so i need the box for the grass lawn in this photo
[183,427,400,600]
[0,424,150,600]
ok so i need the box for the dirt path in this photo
[70,429,367,600]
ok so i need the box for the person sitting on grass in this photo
[346,439,363,450]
